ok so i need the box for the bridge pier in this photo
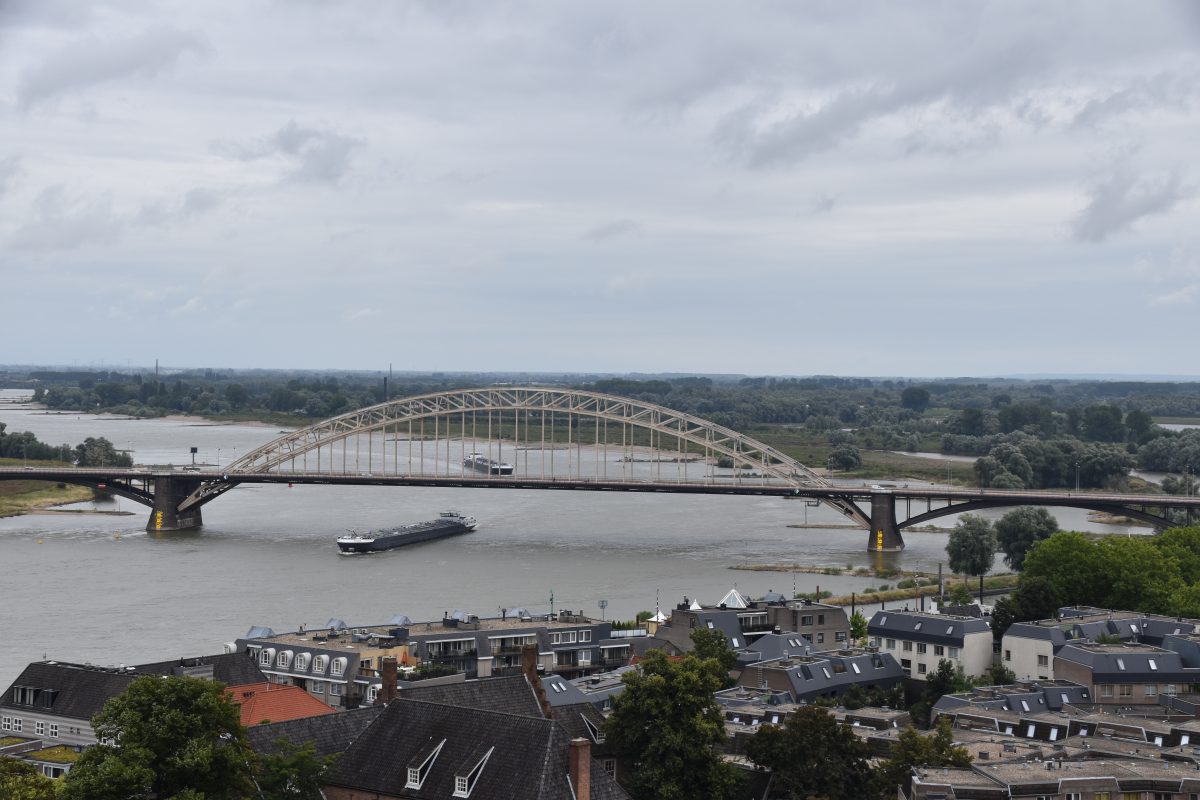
[869,493,905,552]
[147,477,203,532]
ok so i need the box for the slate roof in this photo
[327,699,572,799]
[1055,643,1200,682]
[133,652,266,686]
[227,682,336,726]
[733,632,813,666]
[753,651,905,702]
[398,674,542,717]
[246,704,384,760]
[0,662,137,721]
[868,610,991,645]
[541,673,592,708]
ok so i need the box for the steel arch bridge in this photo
[194,386,869,525]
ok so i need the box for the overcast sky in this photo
[2,2,1198,377]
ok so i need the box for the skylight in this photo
[1149,659,1158,670]
[851,663,861,674]
[879,616,887,625]
[1116,658,1126,670]
[946,625,954,635]
[913,622,922,631]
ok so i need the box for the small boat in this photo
[337,511,478,554]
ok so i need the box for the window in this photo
[916,643,927,654]
[49,723,58,738]
[312,655,328,673]
[914,622,923,631]
[1026,724,1035,738]
[1037,654,1049,667]
[550,633,561,644]
[1004,650,1012,661]
[1020,700,1030,712]
[1,717,9,731]
[818,614,825,625]
[949,647,959,659]
[1116,658,1126,671]
[886,638,896,649]
[816,633,824,644]
[902,642,912,652]
[901,659,912,672]
[1166,684,1179,695]
[277,650,293,668]
[1095,793,1110,800]
[801,615,813,626]
[259,648,274,665]
[603,759,616,779]
[578,651,592,666]
[35,720,45,736]
[406,739,446,790]
[879,615,888,625]
[1149,658,1158,670]
[851,662,861,674]
[294,653,311,671]
[329,683,343,697]
[934,645,944,656]
[1145,685,1158,697]
[1122,793,1141,800]
[580,630,592,642]
[731,637,741,648]
[1100,684,1114,698]
[1119,685,1133,698]
[331,657,347,676]
[706,621,714,629]
[836,631,847,642]
[12,718,21,733]
[918,663,927,675]
[312,681,325,694]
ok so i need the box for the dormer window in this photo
[451,748,494,796]
[331,657,347,676]
[311,655,328,674]
[294,653,311,671]
[277,650,293,668]
[407,739,446,790]
[259,648,275,666]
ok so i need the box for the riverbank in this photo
[0,481,94,518]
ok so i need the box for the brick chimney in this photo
[378,656,398,705]
[521,644,553,718]
[568,738,591,800]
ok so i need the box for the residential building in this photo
[867,610,992,679]
[653,594,850,656]
[906,758,1200,800]
[237,610,630,708]
[1052,642,1200,707]
[0,653,265,751]
[735,648,905,704]
[226,682,336,726]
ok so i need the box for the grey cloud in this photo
[136,187,222,227]
[219,121,363,184]
[1072,167,1191,243]
[9,185,122,251]
[0,157,20,195]
[810,193,837,214]
[17,26,206,110]
[582,219,642,242]
[1072,71,1198,129]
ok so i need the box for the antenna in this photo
[598,600,608,621]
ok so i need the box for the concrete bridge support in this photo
[869,493,905,551]
[147,477,204,532]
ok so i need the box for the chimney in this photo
[569,738,591,800]
[379,656,398,705]
[522,645,553,719]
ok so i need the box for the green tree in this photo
[875,718,971,796]
[604,650,741,800]
[257,739,336,800]
[60,676,255,800]
[1021,532,1103,607]
[946,514,997,602]
[745,706,875,800]
[1124,409,1154,443]
[995,507,1059,571]
[690,627,738,685]
[825,445,861,472]
[1094,536,1180,613]
[73,436,133,467]
[901,386,931,412]
[850,610,868,642]
[1082,404,1126,443]
[0,758,58,800]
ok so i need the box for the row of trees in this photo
[988,527,1200,637]
[0,424,131,467]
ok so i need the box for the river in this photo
[0,396,1146,689]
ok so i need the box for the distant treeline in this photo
[0,423,131,467]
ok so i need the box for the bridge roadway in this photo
[3,466,1198,550]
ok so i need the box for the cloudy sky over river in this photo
[2,2,1197,376]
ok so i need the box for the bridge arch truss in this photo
[222,386,869,525]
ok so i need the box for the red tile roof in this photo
[227,682,335,727]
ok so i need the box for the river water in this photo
[0,396,1144,689]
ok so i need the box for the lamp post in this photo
[1075,461,1080,493]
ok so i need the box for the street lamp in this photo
[1075,461,1080,493]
